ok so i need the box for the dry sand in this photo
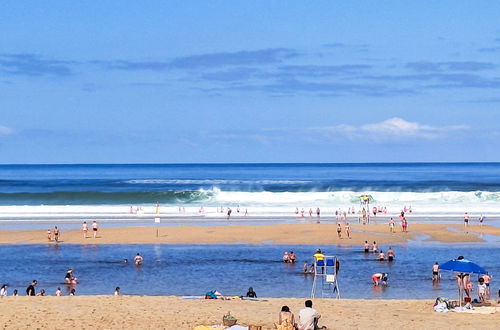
[0,296,498,329]
[0,223,498,245]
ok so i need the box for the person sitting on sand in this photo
[36,289,46,296]
[275,305,296,330]
[69,288,76,296]
[372,273,388,286]
[298,300,321,330]
[246,287,257,298]
[55,287,62,296]
[134,253,143,265]
[114,287,121,296]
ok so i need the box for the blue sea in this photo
[1,163,500,226]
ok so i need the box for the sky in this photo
[1,1,500,164]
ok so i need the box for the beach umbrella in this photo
[439,258,487,307]
[439,259,486,274]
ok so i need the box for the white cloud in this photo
[0,125,14,135]
[310,117,467,140]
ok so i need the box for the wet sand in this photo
[0,223,498,245]
[0,296,498,329]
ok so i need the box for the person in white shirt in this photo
[0,284,8,296]
[298,299,321,330]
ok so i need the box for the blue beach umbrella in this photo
[439,257,487,306]
[439,258,487,274]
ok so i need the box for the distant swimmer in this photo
[316,208,320,217]
[134,253,143,266]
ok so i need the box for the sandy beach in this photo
[0,223,498,245]
[0,296,498,329]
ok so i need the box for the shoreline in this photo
[1,223,499,245]
[0,296,498,329]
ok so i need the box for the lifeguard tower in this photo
[311,255,340,299]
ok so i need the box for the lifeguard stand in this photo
[311,256,340,299]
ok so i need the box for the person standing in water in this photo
[387,247,395,262]
[432,262,440,281]
[134,253,143,265]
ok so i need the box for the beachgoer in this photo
[69,288,76,296]
[155,202,160,214]
[275,305,296,330]
[298,300,321,330]
[65,269,74,284]
[345,223,351,239]
[0,284,8,296]
[378,250,385,261]
[303,262,309,274]
[389,218,395,233]
[479,214,485,227]
[363,241,369,253]
[372,273,388,286]
[401,218,408,233]
[47,229,52,241]
[36,289,45,296]
[92,220,98,238]
[289,251,296,263]
[387,247,395,262]
[134,253,143,265]
[313,249,324,273]
[246,287,257,298]
[432,262,440,281]
[463,212,469,233]
[478,278,487,303]
[336,223,342,239]
[372,241,378,253]
[82,221,88,238]
[227,207,232,220]
[114,287,121,296]
[301,208,305,217]
[55,287,62,296]
[309,208,313,218]
[26,280,37,296]
[53,226,60,243]
[316,208,320,217]
[12,289,18,296]
[283,251,290,263]
[481,273,491,298]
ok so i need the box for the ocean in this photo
[1,163,500,226]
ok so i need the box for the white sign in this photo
[154,217,161,223]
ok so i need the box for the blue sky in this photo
[1,1,500,163]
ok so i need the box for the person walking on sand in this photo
[389,218,395,233]
[53,226,60,243]
[463,212,469,233]
[92,220,98,238]
[82,221,88,238]
[298,299,321,330]
[345,222,351,239]
[26,280,37,296]
[479,214,485,227]
[336,223,342,239]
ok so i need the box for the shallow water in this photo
[0,244,497,299]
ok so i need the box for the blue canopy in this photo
[439,258,486,274]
